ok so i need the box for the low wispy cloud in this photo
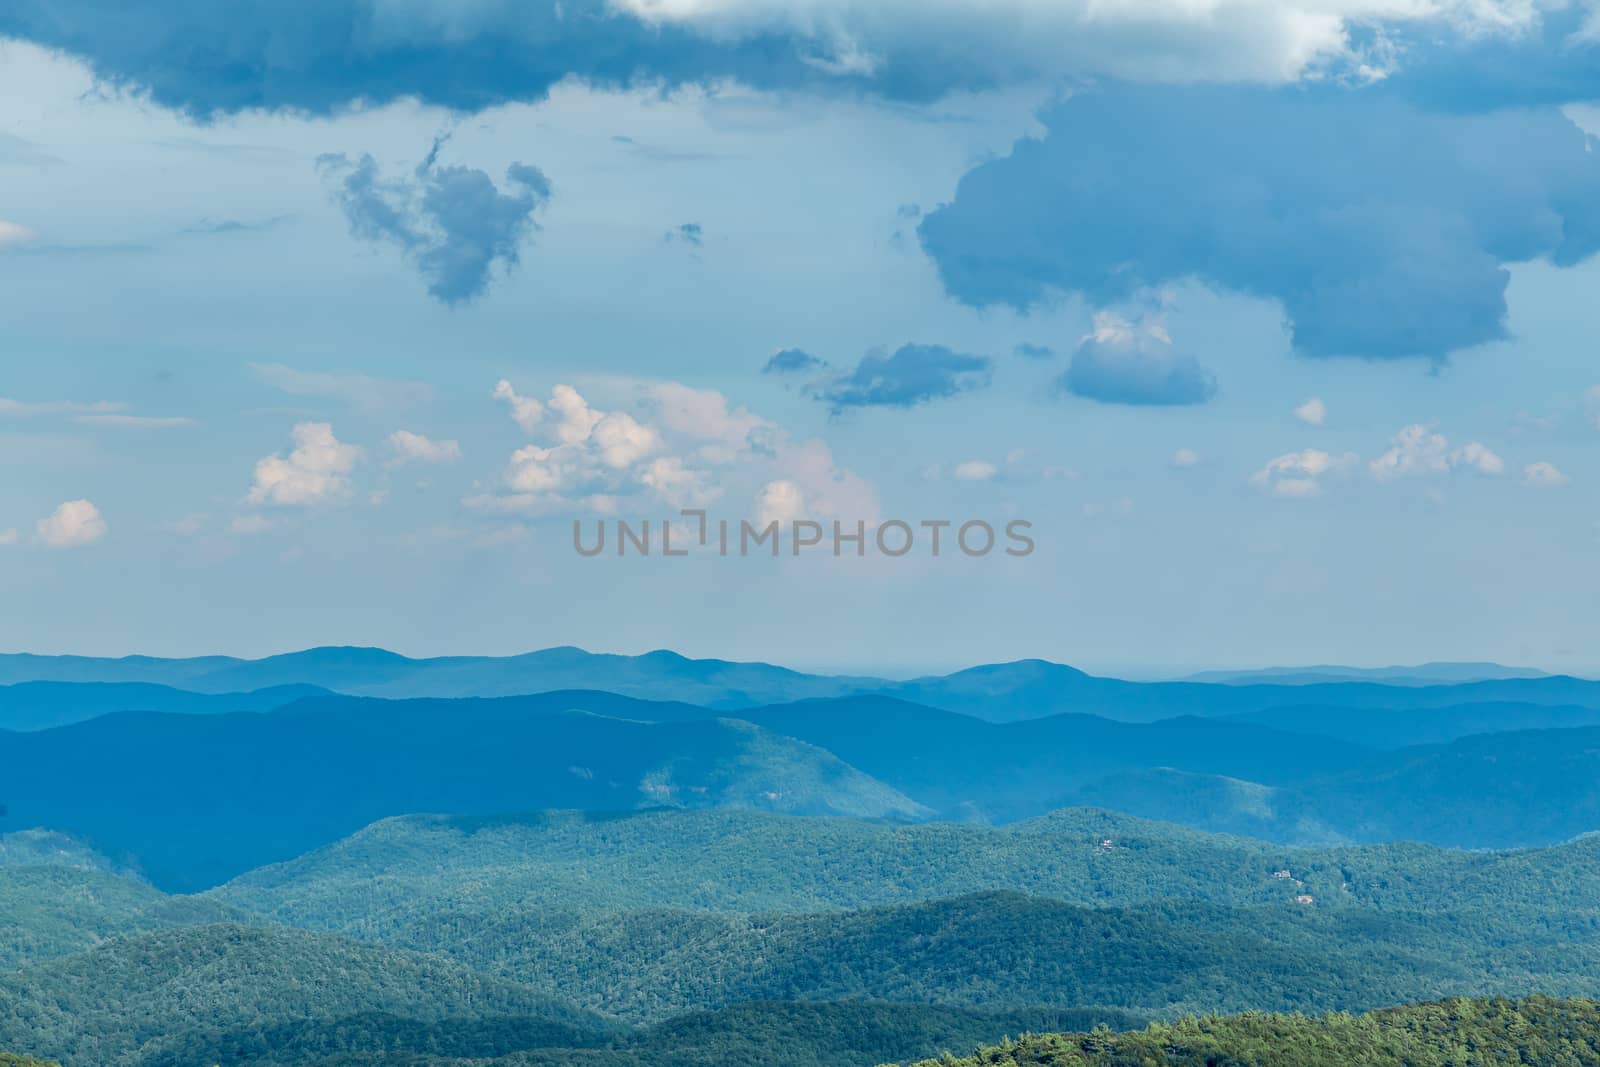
[253,363,433,416]
[387,430,463,465]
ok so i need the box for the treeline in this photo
[899,996,1600,1067]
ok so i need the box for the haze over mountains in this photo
[1,647,1593,723]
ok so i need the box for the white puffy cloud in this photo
[1251,448,1359,497]
[591,411,661,468]
[549,385,603,445]
[952,460,997,481]
[1524,460,1569,486]
[35,499,107,548]
[1452,441,1505,476]
[1369,424,1503,480]
[387,430,463,465]
[1294,397,1327,425]
[478,380,875,524]
[247,422,361,506]
[493,380,544,434]
[641,457,723,508]
[756,479,807,526]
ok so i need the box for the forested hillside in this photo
[899,996,1600,1067]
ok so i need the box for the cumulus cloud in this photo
[763,348,826,375]
[0,528,18,546]
[387,430,462,465]
[318,141,551,305]
[756,479,807,527]
[1171,448,1202,468]
[1251,449,1359,497]
[807,343,991,412]
[35,499,107,548]
[919,85,1600,363]
[1294,397,1327,425]
[254,363,433,415]
[1060,311,1216,406]
[0,0,1565,118]
[247,422,361,506]
[1369,424,1503,480]
[952,460,997,481]
[1524,460,1569,486]
[477,379,875,524]
[493,380,545,434]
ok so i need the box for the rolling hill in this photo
[0,681,327,732]
[900,996,1600,1067]
[0,924,615,1067]
[0,707,926,891]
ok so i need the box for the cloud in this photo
[0,0,1562,118]
[0,528,18,546]
[476,379,875,523]
[0,221,37,248]
[665,222,704,246]
[1294,397,1327,426]
[639,456,723,508]
[1251,449,1359,497]
[318,142,551,305]
[229,514,277,535]
[75,414,194,428]
[952,460,997,481]
[253,363,433,415]
[1060,311,1216,406]
[1524,460,1569,486]
[387,430,462,465]
[1369,424,1503,480]
[493,380,545,434]
[35,499,106,548]
[1585,385,1600,431]
[1171,448,1201,468]
[0,134,60,167]
[247,422,361,507]
[763,348,826,375]
[0,397,125,417]
[807,343,991,412]
[1013,343,1055,360]
[756,479,807,527]
[918,85,1600,363]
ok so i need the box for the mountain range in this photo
[3,647,1596,723]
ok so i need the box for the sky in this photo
[2,0,1600,674]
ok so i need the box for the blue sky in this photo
[2,2,1599,674]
